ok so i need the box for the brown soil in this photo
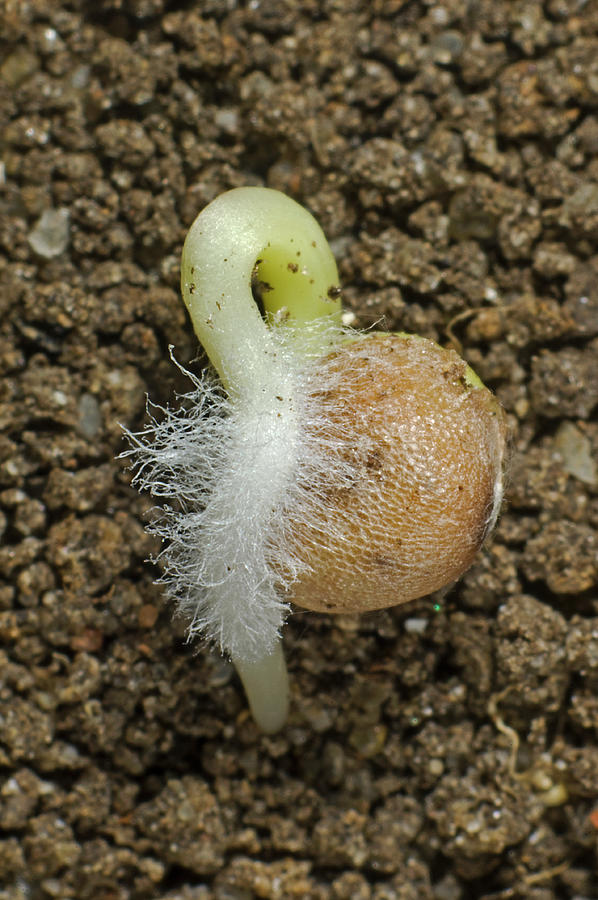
[1,2,598,898]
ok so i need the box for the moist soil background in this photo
[1,1,598,898]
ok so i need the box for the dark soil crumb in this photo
[1,2,598,898]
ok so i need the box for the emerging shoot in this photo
[123,187,506,733]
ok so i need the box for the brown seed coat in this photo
[284,334,506,613]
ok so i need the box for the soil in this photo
[1,1,598,899]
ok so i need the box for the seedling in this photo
[123,187,506,732]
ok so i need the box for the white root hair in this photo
[121,327,363,663]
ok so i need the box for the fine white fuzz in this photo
[121,326,359,663]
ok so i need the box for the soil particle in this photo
[426,768,540,879]
[23,812,81,879]
[0,695,54,764]
[522,520,598,595]
[563,261,598,336]
[135,777,226,875]
[46,513,134,595]
[496,595,569,713]
[530,342,598,419]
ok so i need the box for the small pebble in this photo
[28,208,70,258]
